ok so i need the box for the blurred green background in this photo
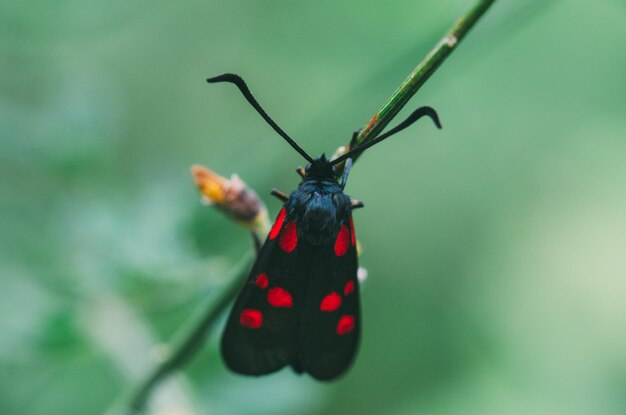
[2,0,626,414]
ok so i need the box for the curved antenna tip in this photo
[431,110,443,129]
[207,73,239,84]
[206,73,314,163]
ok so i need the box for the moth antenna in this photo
[207,73,314,163]
[332,106,441,165]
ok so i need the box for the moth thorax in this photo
[300,193,342,245]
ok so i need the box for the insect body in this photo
[222,155,359,380]
[208,73,441,380]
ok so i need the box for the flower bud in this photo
[191,165,269,234]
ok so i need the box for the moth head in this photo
[304,154,335,180]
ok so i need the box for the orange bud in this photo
[191,165,269,234]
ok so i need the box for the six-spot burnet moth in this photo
[208,73,441,380]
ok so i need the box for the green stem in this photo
[345,0,496,164]
[125,253,253,413]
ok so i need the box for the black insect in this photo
[208,73,441,380]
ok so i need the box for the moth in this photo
[208,73,441,380]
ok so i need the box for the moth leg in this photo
[295,167,305,178]
[351,199,364,210]
[251,231,262,255]
[340,157,353,189]
[271,188,289,202]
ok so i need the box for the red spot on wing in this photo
[267,287,293,308]
[336,315,355,335]
[344,280,355,296]
[334,225,349,256]
[240,309,263,328]
[320,292,342,312]
[269,208,286,240]
[349,217,356,247]
[255,273,268,289]
[279,221,298,253]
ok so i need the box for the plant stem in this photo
[346,0,496,164]
[125,253,253,413]
[120,0,496,412]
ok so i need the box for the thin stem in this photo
[339,0,496,167]
[125,253,253,413]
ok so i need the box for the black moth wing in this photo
[221,207,306,375]
[298,214,360,381]
[221,203,360,380]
